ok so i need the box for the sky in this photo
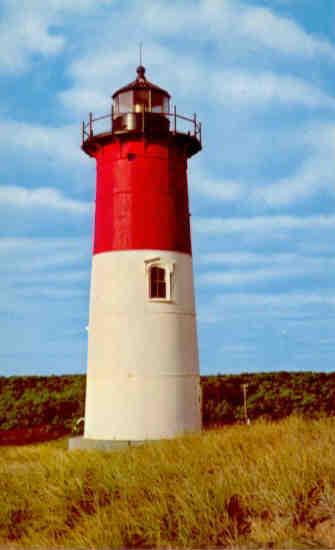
[0,0,334,376]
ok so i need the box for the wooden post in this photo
[242,383,249,424]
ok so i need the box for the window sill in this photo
[148,298,174,304]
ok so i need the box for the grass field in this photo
[1,416,335,548]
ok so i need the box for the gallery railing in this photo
[81,108,202,146]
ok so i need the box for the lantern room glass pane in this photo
[133,89,149,113]
[113,96,119,114]
[151,90,169,113]
[163,96,169,113]
[118,91,133,113]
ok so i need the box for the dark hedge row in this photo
[0,372,334,432]
[0,375,85,431]
[202,371,335,426]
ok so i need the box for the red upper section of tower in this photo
[81,66,202,256]
[93,137,192,254]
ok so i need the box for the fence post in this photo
[174,105,177,133]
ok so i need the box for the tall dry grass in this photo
[0,416,335,548]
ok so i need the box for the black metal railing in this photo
[81,107,202,146]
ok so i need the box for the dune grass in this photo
[1,416,335,548]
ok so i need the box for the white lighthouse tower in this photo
[70,65,202,449]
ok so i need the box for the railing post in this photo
[193,113,197,137]
[199,122,202,146]
[89,112,93,137]
[82,121,84,144]
[174,105,177,133]
[111,104,114,132]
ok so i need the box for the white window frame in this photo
[144,258,175,302]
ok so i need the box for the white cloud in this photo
[197,248,335,289]
[214,292,335,307]
[0,120,83,166]
[255,174,318,207]
[192,176,245,202]
[198,291,335,324]
[16,269,88,285]
[198,265,314,287]
[193,214,335,235]
[192,120,335,208]
[0,185,90,214]
[59,44,181,115]
[0,236,90,317]
[0,5,63,74]
[198,252,324,266]
[62,43,335,116]
[17,287,88,300]
[58,1,335,117]
[60,89,108,116]
[213,70,335,109]
[0,0,112,74]
[253,121,335,206]
[237,1,335,58]
[197,252,335,293]
[0,238,89,274]
[197,252,335,287]
[141,0,335,60]
[0,237,86,251]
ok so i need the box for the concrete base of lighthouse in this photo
[68,437,147,451]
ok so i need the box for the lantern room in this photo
[112,65,170,134]
[113,65,170,114]
[82,65,202,157]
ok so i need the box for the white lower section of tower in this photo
[84,249,201,441]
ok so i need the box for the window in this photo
[118,91,133,114]
[150,266,166,299]
[145,258,175,302]
[151,90,169,114]
[133,89,149,113]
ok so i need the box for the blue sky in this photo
[0,0,334,376]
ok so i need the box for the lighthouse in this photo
[70,65,202,449]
